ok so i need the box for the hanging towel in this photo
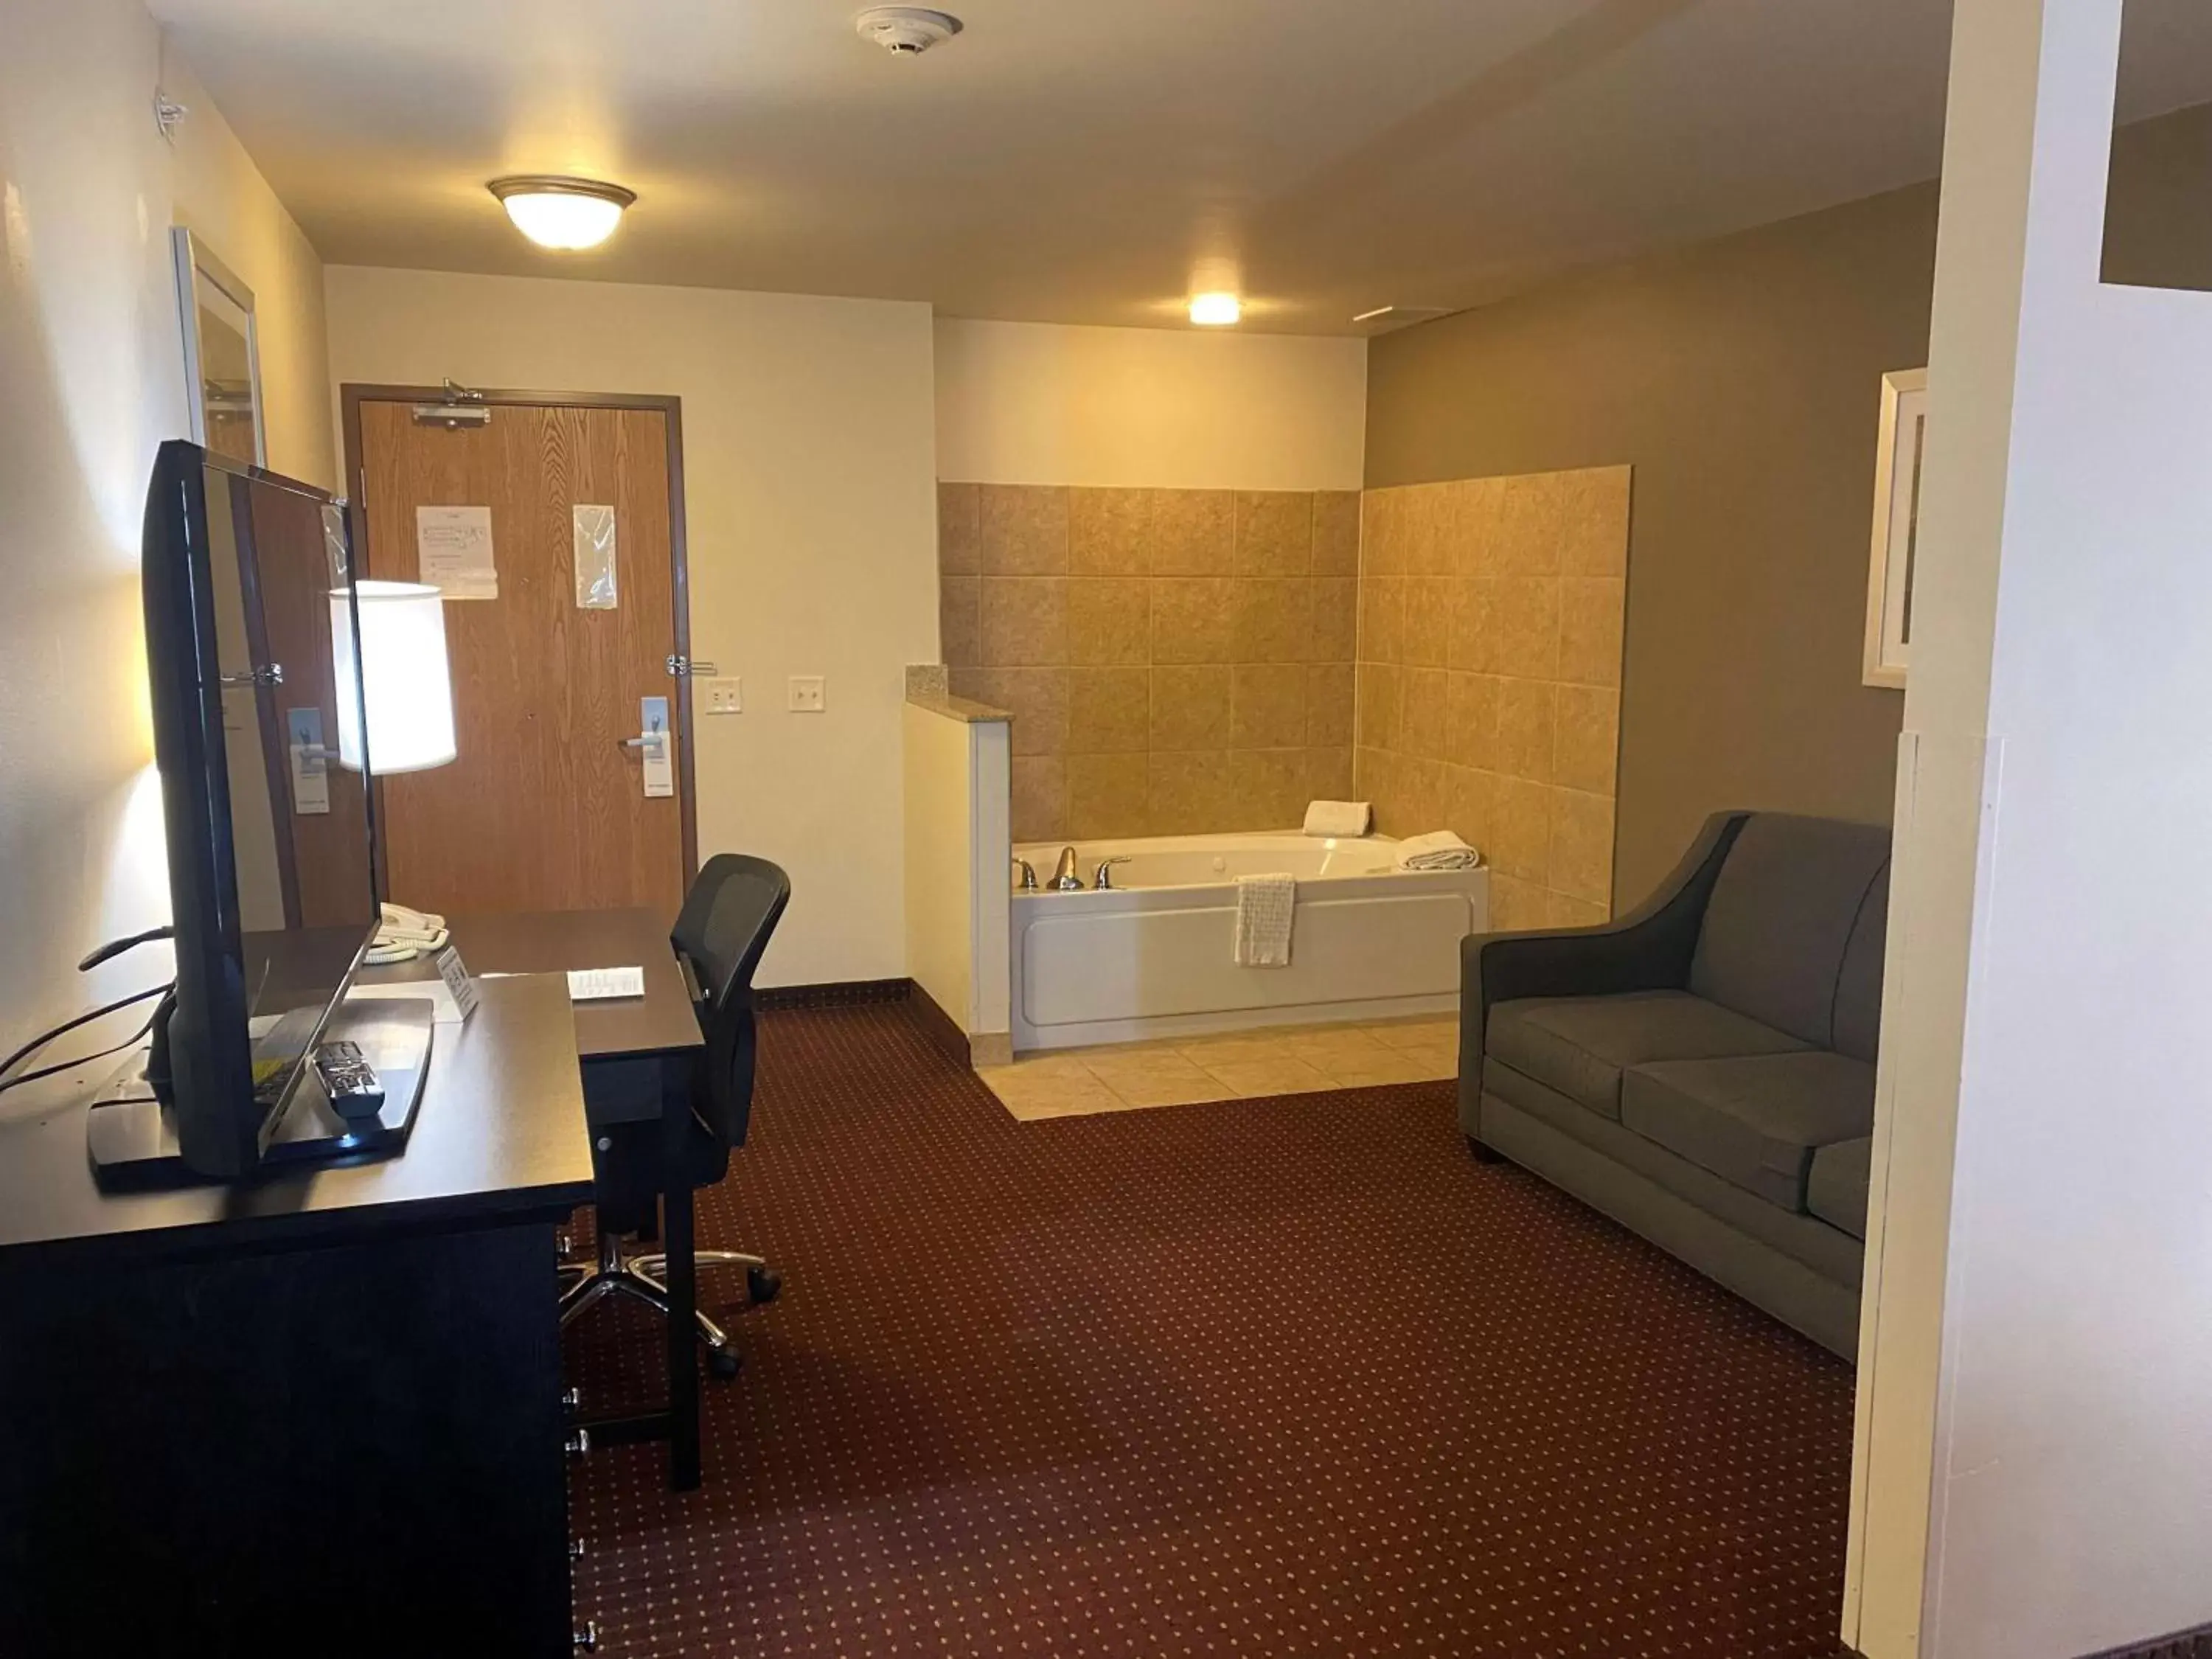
[1302,799,1372,838]
[1234,872,1297,967]
[1394,830,1481,872]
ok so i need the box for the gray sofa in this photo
[1459,811,1890,1357]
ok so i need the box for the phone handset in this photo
[365,902,451,964]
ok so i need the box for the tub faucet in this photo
[1092,856,1133,891]
[1012,856,1037,891]
[1049,846,1085,891]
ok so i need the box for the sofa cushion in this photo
[1621,1051,1877,1212]
[1483,1058,1865,1289]
[1487,991,1809,1121]
[1690,814,1893,1048]
[1808,1136,1874,1240]
[1832,865,1890,1064]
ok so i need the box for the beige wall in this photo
[940,484,1360,842]
[935,318,1366,491]
[1354,468,1630,931]
[0,0,331,1071]
[1366,98,2212,912]
[164,51,334,490]
[324,265,939,987]
[901,701,1011,1042]
[1366,189,1931,908]
[933,317,1371,844]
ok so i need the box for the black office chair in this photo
[559,855,790,1379]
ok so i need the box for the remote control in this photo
[313,1039,385,1121]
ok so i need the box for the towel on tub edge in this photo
[1302,799,1372,838]
[1234,872,1296,967]
[1394,830,1481,872]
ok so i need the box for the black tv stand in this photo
[0,975,591,1659]
[86,996,436,1187]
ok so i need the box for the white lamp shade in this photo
[331,581,456,774]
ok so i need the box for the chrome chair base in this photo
[559,1231,769,1374]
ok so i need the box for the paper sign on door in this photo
[416,505,498,599]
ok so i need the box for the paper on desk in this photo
[567,966,645,1001]
[346,978,464,1024]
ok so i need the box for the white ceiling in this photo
[154,0,2212,335]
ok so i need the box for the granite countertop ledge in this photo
[905,663,1010,724]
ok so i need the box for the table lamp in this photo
[330,580,456,774]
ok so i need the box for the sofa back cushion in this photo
[1689,814,1893,1048]
[1832,864,1891,1063]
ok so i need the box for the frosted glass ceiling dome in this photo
[487,175,636,251]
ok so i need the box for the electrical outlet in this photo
[787,675,827,713]
[702,677,743,714]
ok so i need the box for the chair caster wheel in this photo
[706,1346,742,1381]
[746,1265,782,1306]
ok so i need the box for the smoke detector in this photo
[855,7,963,55]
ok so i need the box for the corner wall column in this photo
[1847,3,2212,1655]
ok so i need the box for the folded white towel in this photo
[1394,830,1481,872]
[1234,872,1297,967]
[1302,799,1372,838]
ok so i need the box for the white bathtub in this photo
[1010,832,1488,1052]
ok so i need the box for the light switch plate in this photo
[702,677,743,714]
[787,675,827,713]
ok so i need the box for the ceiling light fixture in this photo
[1189,292,1242,327]
[487,175,636,251]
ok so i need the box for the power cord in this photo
[0,927,178,1099]
[0,984,173,1098]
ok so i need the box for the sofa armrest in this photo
[1459,811,1750,1104]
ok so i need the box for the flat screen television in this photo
[133,440,381,1179]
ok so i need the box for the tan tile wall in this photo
[939,484,1361,843]
[1355,467,1631,931]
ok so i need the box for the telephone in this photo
[363,902,451,965]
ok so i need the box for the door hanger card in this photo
[415,505,498,600]
[639,695,675,799]
[286,708,330,815]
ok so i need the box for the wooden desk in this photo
[360,908,709,1490]
[0,974,593,1658]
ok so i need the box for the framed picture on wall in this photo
[173,228,265,467]
[1863,366,1927,689]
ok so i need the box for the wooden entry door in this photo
[347,392,693,919]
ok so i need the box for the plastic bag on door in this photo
[574,504,618,610]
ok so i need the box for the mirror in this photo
[173,229,265,467]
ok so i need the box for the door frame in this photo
[339,383,700,897]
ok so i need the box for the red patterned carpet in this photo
[563,997,1856,1657]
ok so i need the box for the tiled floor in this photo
[976,1016,1460,1119]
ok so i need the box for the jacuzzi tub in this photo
[1010,832,1488,1052]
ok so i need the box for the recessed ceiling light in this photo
[1189,292,1242,327]
[487,176,636,251]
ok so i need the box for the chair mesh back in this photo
[670,855,790,1150]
